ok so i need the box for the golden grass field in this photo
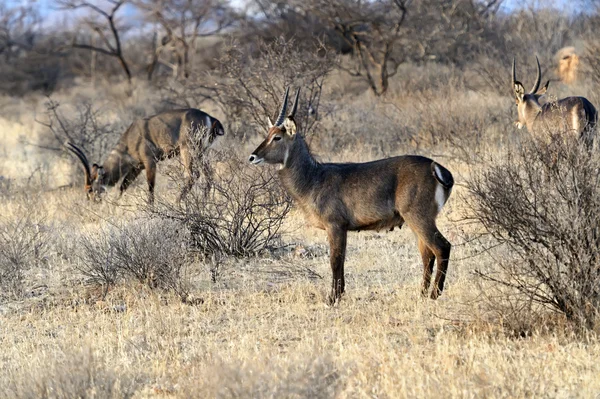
[1,74,600,398]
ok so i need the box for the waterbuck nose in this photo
[248,154,256,163]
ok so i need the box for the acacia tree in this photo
[135,0,235,80]
[57,0,133,82]
[272,0,505,96]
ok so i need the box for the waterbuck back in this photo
[67,108,224,203]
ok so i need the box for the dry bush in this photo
[36,98,122,165]
[216,36,333,141]
[0,204,51,300]
[1,348,142,399]
[466,134,600,330]
[153,148,291,259]
[183,355,343,398]
[76,218,191,298]
[583,40,600,88]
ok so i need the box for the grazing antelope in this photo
[67,109,224,203]
[513,56,597,142]
[249,88,454,303]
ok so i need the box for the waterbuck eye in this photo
[273,136,282,141]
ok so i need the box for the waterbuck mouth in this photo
[248,154,264,164]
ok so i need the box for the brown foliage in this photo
[556,46,579,85]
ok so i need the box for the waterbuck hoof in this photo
[430,289,441,300]
[327,293,343,306]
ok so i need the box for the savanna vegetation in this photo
[1,0,600,397]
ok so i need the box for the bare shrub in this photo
[466,134,600,330]
[184,355,343,398]
[583,40,600,88]
[36,98,122,164]
[153,149,291,258]
[76,218,191,299]
[215,36,333,141]
[1,348,142,398]
[0,206,50,300]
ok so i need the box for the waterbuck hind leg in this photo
[200,156,214,197]
[429,231,451,299]
[327,226,347,305]
[145,161,157,205]
[406,217,451,300]
[178,148,203,204]
[418,239,436,297]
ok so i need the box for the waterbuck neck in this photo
[524,98,543,129]
[102,148,133,187]
[278,134,319,199]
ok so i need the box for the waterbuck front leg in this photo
[119,168,142,198]
[327,225,347,305]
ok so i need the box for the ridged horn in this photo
[530,55,541,94]
[512,57,516,89]
[288,87,300,119]
[66,142,91,187]
[274,87,290,127]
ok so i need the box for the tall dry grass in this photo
[1,59,599,398]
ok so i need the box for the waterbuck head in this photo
[66,142,107,201]
[248,87,300,166]
[513,56,550,129]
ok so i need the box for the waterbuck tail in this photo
[431,162,454,189]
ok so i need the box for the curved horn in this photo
[288,87,300,119]
[530,55,541,94]
[274,87,290,127]
[512,57,516,89]
[66,142,91,187]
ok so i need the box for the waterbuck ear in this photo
[536,80,550,97]
[267,117,274,129]
[283,117,297,137]
[514,81,525,102]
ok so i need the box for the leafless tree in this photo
[135,0,236,80]
[0,2,39,60]
[215,36,333,140]
[57,0,133,82]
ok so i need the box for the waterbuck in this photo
[67,109,224,203]
[248,88,454,303]
[513,56,597,142]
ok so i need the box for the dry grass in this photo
[1,64,600,398]
[1,184,599,398]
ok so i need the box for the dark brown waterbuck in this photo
[513,56,597,142]
[249,88,454,303]
[67,109,224,203]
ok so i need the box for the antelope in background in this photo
[512,56,597,143]
[67,109,224,203]
[249,88,454,303]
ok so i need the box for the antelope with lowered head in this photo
[513,56,597,142]
[249,88,454,303]
[67,109,224,204]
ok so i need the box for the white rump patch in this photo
[435,183,447,213]
[433,164,449,212]
[572,107,580,133]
